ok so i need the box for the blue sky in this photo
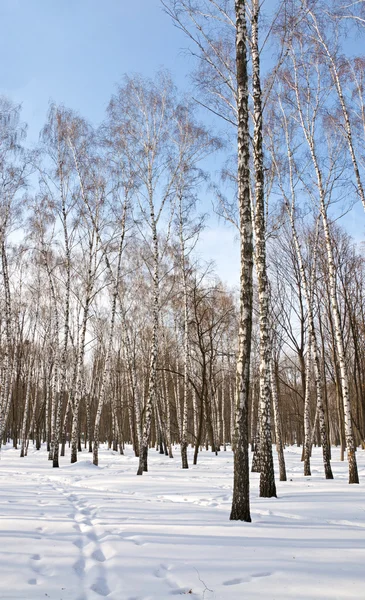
[0,0,240,283]
[0,0,191,141]
[1,0,363,284]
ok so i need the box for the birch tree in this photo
[172,101,219,468]
[286,37,359,483]
[229,0,253,521]
[0,98,28,445]
[267,88,334,479]
[38,105,78,468]
[251,0,276,498]
[107,73,191,474]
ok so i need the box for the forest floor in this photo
[0,444,364,600]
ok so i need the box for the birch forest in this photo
[1,0,365,528]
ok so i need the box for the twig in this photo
[194,567,214,599]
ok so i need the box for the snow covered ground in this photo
[0,444,364,600]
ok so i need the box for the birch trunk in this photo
[276,90,334,480]
[292,52,358,483]
[230,0,253,522]
[179,202,190,469]
[222,365,226,451]
[39,245,60,462]
[20,309,38,458]
[20,364,33,458]
[162,367,173,458]
[0,239,14,443]
[308,8,365,213]
[303,337,312,476]
[93,220,126,466]
[70,233,96,463]
[53,156,71,468]
[122,319,142,457]
[137,216,159,475]
[174,359,182,441]
[319,206,358,482]
[252,0,276,498]
[270,359,287,481]
[85,386,93,453]
[45,365,51,452]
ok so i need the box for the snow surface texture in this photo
[0,445,364,600]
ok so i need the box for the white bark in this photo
[70,232,97,463]
[275,93,334,480]
[307,6,365,213]
[93,212,126,467]
[270,359,287,481]
[252,0,276,498]
[230,0,252,522]
[292,49,358,483]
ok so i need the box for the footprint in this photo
[223,572,270,586]
[73,558,85,576]
[328,519,365,529]
[91,549,106,562]
[124,535,146,546]
[28,578,38,585]
[31,554,41,561]
[223,578,248,586]
[75,513,88,523]
[99,543,116,561]
[90,578,110,597]
[154,564,168,578]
